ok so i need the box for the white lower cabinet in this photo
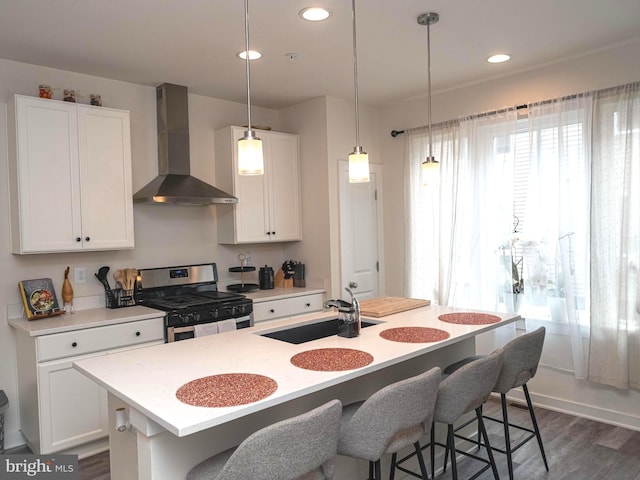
[253,293,324,323]
[14,317,164,454]
[37,352,109,453]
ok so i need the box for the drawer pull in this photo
[269,309,275,313]
[306,303,311,307]
[71,342,77,347]
[135,331,141,336]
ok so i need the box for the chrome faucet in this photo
[323,287,361,338]
[345,287,361,322]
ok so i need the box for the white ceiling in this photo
[1,0,640,109]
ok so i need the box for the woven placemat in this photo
[290,348,374,371]
[438,312,501,325]
[176,373,277,408]
[380,327,450,343]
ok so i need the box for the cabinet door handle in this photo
[271,231,276,235]
[266,232,271,235]
[269,309,275,313]
[71,342,77,347]
[135,331,141,336]
[75,237,82,242]
[85,236,90,242]
[306,303,311,307]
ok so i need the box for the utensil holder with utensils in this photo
[98,266,138,309]
[106,289,135,308]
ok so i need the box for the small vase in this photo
[504,292,523,314]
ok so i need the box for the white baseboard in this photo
[503,390,640,432]
[3,430,26,452]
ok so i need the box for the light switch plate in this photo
[75,267,88,284]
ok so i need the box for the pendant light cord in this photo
[244,0,253,133]
[351,0,361,149]
[427,18,433,160]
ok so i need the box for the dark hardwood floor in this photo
[432,397,640,480]
[5,398,640,479]
[78,451,110,480]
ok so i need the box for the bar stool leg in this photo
[500,393,515,480]
[477,408,499,480]
[369,461,374,479]
[414,441,430,480]
[523,384,549,471]
[374,459,382,480]
[477,404,483,448]
[390,453,397,480]
[430,423,436,480]
[447,424,459,480]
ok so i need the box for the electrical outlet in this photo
[75,267,88,284]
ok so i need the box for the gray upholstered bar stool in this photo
[337,367,441,480]
[429,349,504,480]
[444,326,548,480]
[186,399,342,480]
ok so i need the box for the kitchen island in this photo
[74,304,518,480]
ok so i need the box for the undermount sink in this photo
[260,318,382,344]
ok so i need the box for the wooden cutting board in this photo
[359,297,431,318]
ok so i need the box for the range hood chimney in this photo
[133,83,238,205]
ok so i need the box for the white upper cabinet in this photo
[215,126,302,244]
[8,95,134,254]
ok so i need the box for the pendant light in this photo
[237,0,264,176]
[418,12,439,186]
[348,0,370,183]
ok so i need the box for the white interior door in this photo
[338,161,383,301]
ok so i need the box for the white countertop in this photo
[74,305,518,437]
[9,305,165,336]
[242,287,325,302]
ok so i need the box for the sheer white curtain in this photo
[450,111,518,310]
[404,122,459,305]
[405,110,518,308]
[589,82,640,390]
[523,97,592,379]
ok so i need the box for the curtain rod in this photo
[390,105,526,137]
[390,81,640,138]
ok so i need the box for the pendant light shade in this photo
[418,12,439,186]
[238,0,264,176]
[422,157,439,186]
[348,0,369,183]
[348,146,370,183]
[238,131,264,175]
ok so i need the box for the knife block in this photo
[274,269,293,288]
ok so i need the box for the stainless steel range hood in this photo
[133,83,237,205]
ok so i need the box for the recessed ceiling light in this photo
[238,50,262,60]
[299,7,331,21]
[487,53,511,64]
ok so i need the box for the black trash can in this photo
[0,390,8,454]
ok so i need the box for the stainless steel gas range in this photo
[135,263,253,342]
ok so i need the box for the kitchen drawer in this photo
[36,317,164,362]
[253,294,324,323]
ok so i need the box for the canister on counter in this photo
[259,265,274,290]
[293,263,306,288]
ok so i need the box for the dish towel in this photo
[194,323,219,338]
[217,319,237,333]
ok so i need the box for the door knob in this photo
[349,281,358,289]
